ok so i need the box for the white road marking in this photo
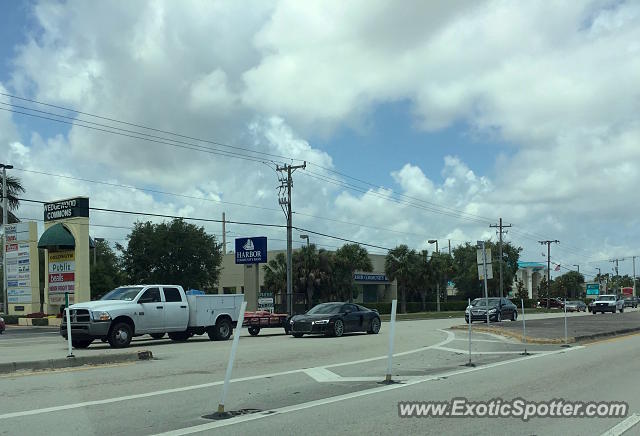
[154,346,585,435]
[304,367,418,383]
[433,346,552,355]
[600,413,640,436]
[452,338,511,344]
[0,329,454,420]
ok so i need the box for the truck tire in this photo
[209,318,232,341]
[620,307,624,313]
[108,322,133,348]
[168,331,190,341]
[72,339,93,349]
[248,326,260,336]
[150,333,166,339]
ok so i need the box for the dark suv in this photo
[623,296,638,308]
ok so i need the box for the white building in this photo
[513,261,548,299]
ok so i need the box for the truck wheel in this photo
[72,339,93,349]
[292,333,304,338]
[168,332,189,341]
[150,333,166,339]
[210,318,232,341]
[620,307,624,313]
[248,326,260,336]
[108,322,133,348]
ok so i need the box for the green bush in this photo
[1,315,20,325]
[31,318,49,326]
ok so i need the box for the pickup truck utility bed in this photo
[61,285,243,348]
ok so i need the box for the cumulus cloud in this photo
[2,0,639,276]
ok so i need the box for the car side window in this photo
[163,287,182,302]
[140,288,161,303]
[347,304,359,313]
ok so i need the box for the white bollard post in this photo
[385,299,397,383]
[521,298,529,355]
[466,298,474,367]
[218,300,247,414]
[65,292,74,358]
[562,297,570,348]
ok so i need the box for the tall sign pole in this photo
[490,218,512,299]
[632,256,637,297]
[276,162,306,315]
[1,164,12,313]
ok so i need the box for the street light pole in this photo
[1,163,13,314]
[300,235,310,308]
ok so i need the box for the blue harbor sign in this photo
[235,237,267,264]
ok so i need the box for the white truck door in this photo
[136,287,165,333]
[162,286,189,331]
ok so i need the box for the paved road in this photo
[2,312,639,435]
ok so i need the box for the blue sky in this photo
[2,1,640,280]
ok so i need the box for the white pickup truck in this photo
[591,294,624,314]
[61,285,243,348]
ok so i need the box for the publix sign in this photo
[235,237,267,264]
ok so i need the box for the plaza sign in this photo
[44,197,89,222]
[235,237,267,264]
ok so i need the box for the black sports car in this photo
[289,302,381,338]
[465,297,518,323]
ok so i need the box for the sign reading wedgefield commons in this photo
[235,237,267,264]
[43,197,89,222]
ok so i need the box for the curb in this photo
[0,350,153,374]
[450,324,640,344]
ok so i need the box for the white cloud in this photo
[2,0,639,278]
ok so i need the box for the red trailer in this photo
[242,311,290,336]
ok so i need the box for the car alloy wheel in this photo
[334,319,344,337]
[368,317,381,334]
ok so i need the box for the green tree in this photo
[451,241,522,299]
[333,244,372,302]
[119,219,222,291]
[293,245,336,307]
[550,271,585,299]
[0,175,25,223]
[263,252,288,303]
[385,245,419,314]
[90,240,125,299]
[514,279,528,302]
[429,251,454,307]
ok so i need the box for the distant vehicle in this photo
[536,298,564,309]
[288,302,381,338]
[623,296,638,308]
[565,301,587,312]
[0,316,5,334]
[61,285,243,348]
[465,297,518,323]
[592,294,624,314]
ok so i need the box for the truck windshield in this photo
[598,296,615,301]
[101,287,143,301]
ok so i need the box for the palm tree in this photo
[385,245,419,314]
[0,175,25,223]
[263,253,288,309]
[333,244,372,302]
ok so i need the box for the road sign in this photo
[476,248,492,265]
[235,237,267,264]
[258,292,274,312]
[586,283,600,296]
[478,263,494,280]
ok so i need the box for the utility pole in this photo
[539,240,559,309]
[448,239,451,255]
[1,163,12,314]
[221,212,226,254]
[610,258,621,277]
[490,218,512,299]
[276,162,306,315]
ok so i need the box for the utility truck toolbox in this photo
[61,285,244,349]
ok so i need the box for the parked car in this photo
[565,301,587,312]
[591,294,624,314]
[288,302,381,338]
[623,296,638,308]
[61,285,243,348]
[536,298,564,309]
[0,316,5,334]
[465,297,518,323]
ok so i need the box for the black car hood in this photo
[292,313,338,322]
